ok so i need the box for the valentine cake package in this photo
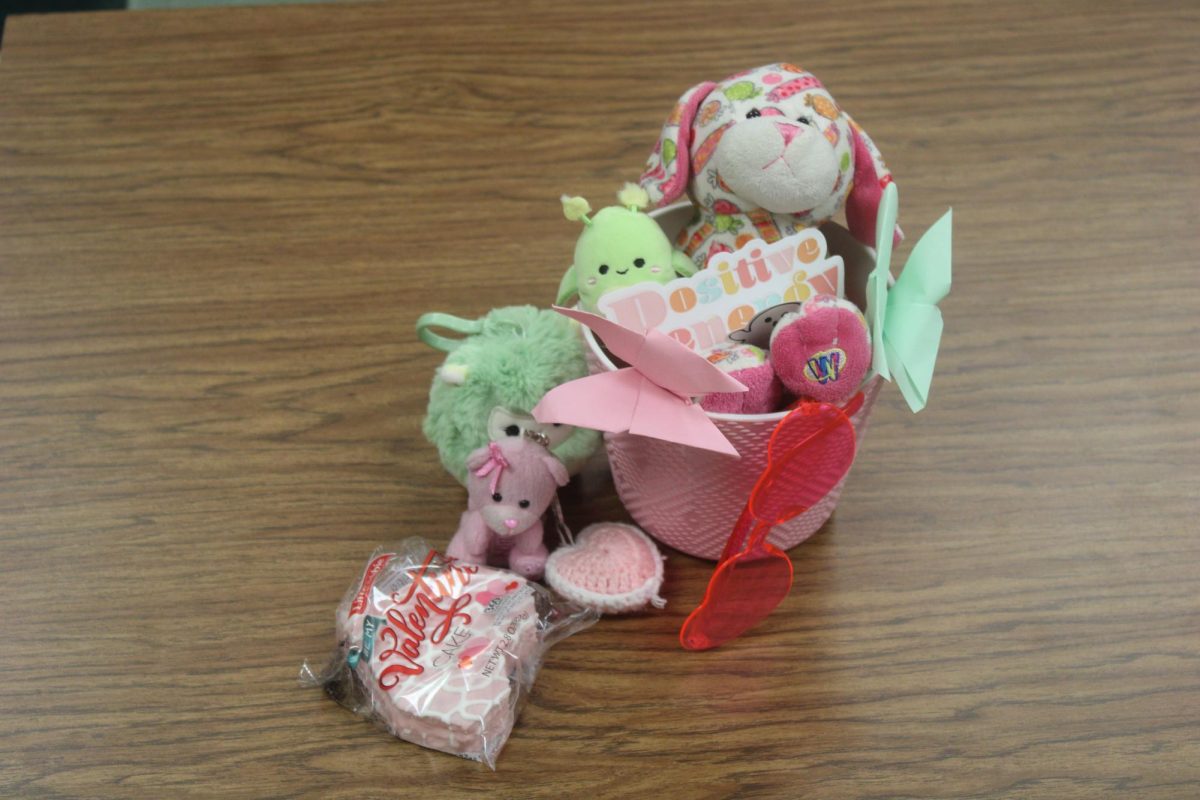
[301,538,597,768]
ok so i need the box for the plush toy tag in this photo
[595,229,844,352]
[703,343,767,371]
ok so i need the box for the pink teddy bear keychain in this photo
[446,434,569,579]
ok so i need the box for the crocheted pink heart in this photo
[545,523,665,614]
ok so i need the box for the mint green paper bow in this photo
[866,184,952,413]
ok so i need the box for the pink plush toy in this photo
[446,437,569,579]
[769,295,871,406]
[698,344,781,414]
[638,63,901,269]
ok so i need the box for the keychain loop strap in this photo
[415,312,484,353]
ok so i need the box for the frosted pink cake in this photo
[336,548,540,762]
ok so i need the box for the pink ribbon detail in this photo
[475,442,510,495]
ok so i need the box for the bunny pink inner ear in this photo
[845,125,900,248]
[641,81,718,207]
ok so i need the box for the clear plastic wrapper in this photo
[300,537,598,768]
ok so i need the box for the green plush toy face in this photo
[572,207,678,310]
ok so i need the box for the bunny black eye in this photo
[504,425,520,436]
[552,423,562,427]
[598,264,609,275]
[633,258,645,268]
[797,115,814,126]
[745,109,761,119]
[492,492,503,502]
[764,316,773,324]
[518,500,531,509]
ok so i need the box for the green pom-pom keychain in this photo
[417,306,601,485]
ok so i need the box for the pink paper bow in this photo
[533,307,747,456]
[474,442,510,495]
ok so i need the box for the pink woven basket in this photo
[583,204,882,561]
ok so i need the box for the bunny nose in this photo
[775,122,804,146]
[503,518,518,530]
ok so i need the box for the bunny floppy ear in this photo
[844,117,903,249]
[638,81,718,207]
[464,444,494,474]
[542,454,570,488]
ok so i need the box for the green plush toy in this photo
[418,306,601,485]
[556,183,698,310]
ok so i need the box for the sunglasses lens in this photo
[752,406,857,524]
[682,399,862,651]
[680,545,794,650]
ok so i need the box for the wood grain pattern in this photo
[1,1,1198,797]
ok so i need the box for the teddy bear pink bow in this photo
[474,441,511,495]
[533,307,747,456]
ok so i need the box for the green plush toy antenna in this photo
[557,184,697,310]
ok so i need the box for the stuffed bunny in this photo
[639,63,901,269]
[446,437,569,579]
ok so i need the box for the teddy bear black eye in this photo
[745,109,761,119]
[634,258,645,268]
[599,264,609,275]
[552,423,562,427]
[797,115,813,126]
[504,425,520,436]
[764,316,773,324]
[492,492,503,502]
[518,500,531,509]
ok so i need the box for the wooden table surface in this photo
[1,2,1197,798]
